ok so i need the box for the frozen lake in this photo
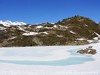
[0,46,94,66]
[0,44,100,75]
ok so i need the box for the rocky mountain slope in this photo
[0,16,100,47]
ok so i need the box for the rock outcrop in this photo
[77,46,97,55]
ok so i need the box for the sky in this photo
[0,0,100,24]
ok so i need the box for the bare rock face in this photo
[77,46,97,55]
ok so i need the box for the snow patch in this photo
[40,32,48,34]
[17,26,28,32]
[22,32,38,36]
[93,37,98,40]
[87,40,93,43]
[44,27,53,29]
[0,27,6,30]
[59,25,65,28]
[53,25,57,28]
[0,20,26,27]
[9,36,17,40]
[70,31,76,34]
[77,38,86,40]
[57,35,63,37]
[94,32,100,37]
[36,26,43,29]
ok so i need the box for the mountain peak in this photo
[56,15,97,26]
[0,20,26,27]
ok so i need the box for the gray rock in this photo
[77,47,97,55]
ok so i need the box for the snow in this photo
[84,24,88,27]
[36,26,43,29]
[53,25,57,28]
[88,50,92,52]
[59,25,65,28]
[22,32,38,36]
[57,35,63,37]
[40,32,48,34]
[93,37,98,40]
[94,32,100,37]
[0,43,100,75]
[44,27,53,29]
[51,23,55,24]
[0,47,70,61]
[70,30,76,34]
[77,38,86,40]
[0,20,11,27]
[9,36,17,40]
[65,26,68,29]
[0,51,5,55]
[17,26,28,32]
[0,20,26,27]
[12,21,26,25]
[0,27,6,30]
[87,40,93,43]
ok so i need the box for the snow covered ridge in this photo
[0,20,26,27]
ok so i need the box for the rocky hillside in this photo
[0,16,100,47]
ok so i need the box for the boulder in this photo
[77,47,97,55]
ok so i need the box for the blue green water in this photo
[0,47,94,66]
[0,57,94,66]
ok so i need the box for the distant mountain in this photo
[0,15,100,47]
[0,20,26,27]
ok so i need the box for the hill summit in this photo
[0,15,100,47]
